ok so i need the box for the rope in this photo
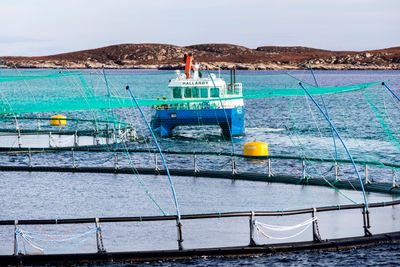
[255,217,317,231]
[255,217,316,240]
[126,85,181,220]
[16,228,44,255]
[299,82,369,210]
[15,226,97,255]
[49,134,75,147]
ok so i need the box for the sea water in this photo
[0,69,399,266]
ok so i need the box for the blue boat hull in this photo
[151,107,245,138]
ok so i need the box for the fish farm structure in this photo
[0,68,399,265]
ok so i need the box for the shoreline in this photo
[1,64,399,70]
[1,43,399,71]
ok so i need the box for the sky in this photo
[0,0,399,56]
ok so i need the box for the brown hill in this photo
[0,43,399,70]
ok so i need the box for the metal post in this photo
[28,148,32,167]
[114,152,118,170]
[72,148,76,168]
[249,211,256,246]
[312,208,321,242]
[231,155,237,175]
[268,158,272,177]
[335,162,340,181]
[193,153,199,173]
[13,220,19,255]
[362,206,372,236]
[17,131,22,148]
[176,220,184,250]
[106,125,110,146]
[73,131,78,147]
[95,218,106,253]
[392,168,398,188]
[154,153,159,171]
[112,130,116,144]
[49,132,52,148]
[365,164,370,184]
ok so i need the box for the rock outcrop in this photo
[1,43,399,70]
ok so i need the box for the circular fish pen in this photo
[0,117,137,149]
[0,69,399,265]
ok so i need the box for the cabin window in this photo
[184,88,192,98]
[210,87,220,98]
[172,88,182,98]
[192,87,200,98]
[201,88,208,98]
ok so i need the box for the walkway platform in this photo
[0,165,399,195]
[1,231,399,266]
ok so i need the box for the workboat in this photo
[151,54,245,138]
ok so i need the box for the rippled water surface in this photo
[0,69,400,265]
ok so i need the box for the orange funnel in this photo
[184,54,193,79]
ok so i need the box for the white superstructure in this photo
[168,66,244,109]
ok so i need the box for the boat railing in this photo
[154,100,241,110]
[227,83,242,96]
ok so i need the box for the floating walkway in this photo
[0,147,399,196]
[2,232,400,266]
[1,200,399,266]
[0,165,399,196]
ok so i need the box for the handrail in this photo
[0,116,130,126]
[1,147,399,169]
[1,199,399,226]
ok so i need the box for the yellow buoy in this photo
[243,141,269,157]
[50,115,67,127]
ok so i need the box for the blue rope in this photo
[308,66,320,88]
[382,82,400,102]
[299,82,369,210]
[309,66,338,159]
[125,85,181,221]
[206,69,235,155]
[102,68,117,129]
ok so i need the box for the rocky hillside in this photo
[1,43,399,70]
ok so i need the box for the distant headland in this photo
[1,43,399,70]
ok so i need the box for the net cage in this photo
[0,69,399,261]
[0,69,399,193]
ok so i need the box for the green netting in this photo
[0,69,398,208]
[0,72,82,82]
[244,82,379,98]
[0,78,380,114]
[363,89,400,151]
